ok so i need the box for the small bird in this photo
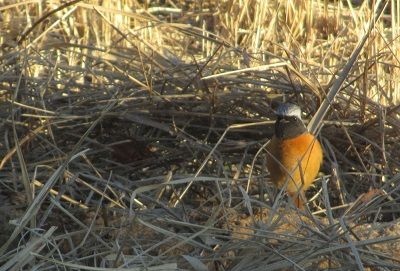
[266,103,323,209]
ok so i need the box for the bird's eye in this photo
[284,116,297,121]
[277,115,299,122]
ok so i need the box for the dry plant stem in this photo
[0,95,118,254]
[32,179,88,209]
[18,0,83,44]
[308,0,386,135]
[0,0,399,269]
[0,227,57,271]
[172,120,270,207]
[0,125,45,170]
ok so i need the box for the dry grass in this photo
[0,0,400,270]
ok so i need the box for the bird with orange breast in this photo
[266,103,323,209]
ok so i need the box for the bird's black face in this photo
[275,115,307,139]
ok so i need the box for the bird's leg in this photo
[288,190,306,210]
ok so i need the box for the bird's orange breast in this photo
[266,133,323,194]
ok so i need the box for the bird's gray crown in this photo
[275,103,302,119]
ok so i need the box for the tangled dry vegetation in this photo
[1,0,400,270]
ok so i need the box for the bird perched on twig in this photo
[266,103,323,209]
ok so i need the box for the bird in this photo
[266,103,323,209]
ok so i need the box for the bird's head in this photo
[274,103,307,139]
